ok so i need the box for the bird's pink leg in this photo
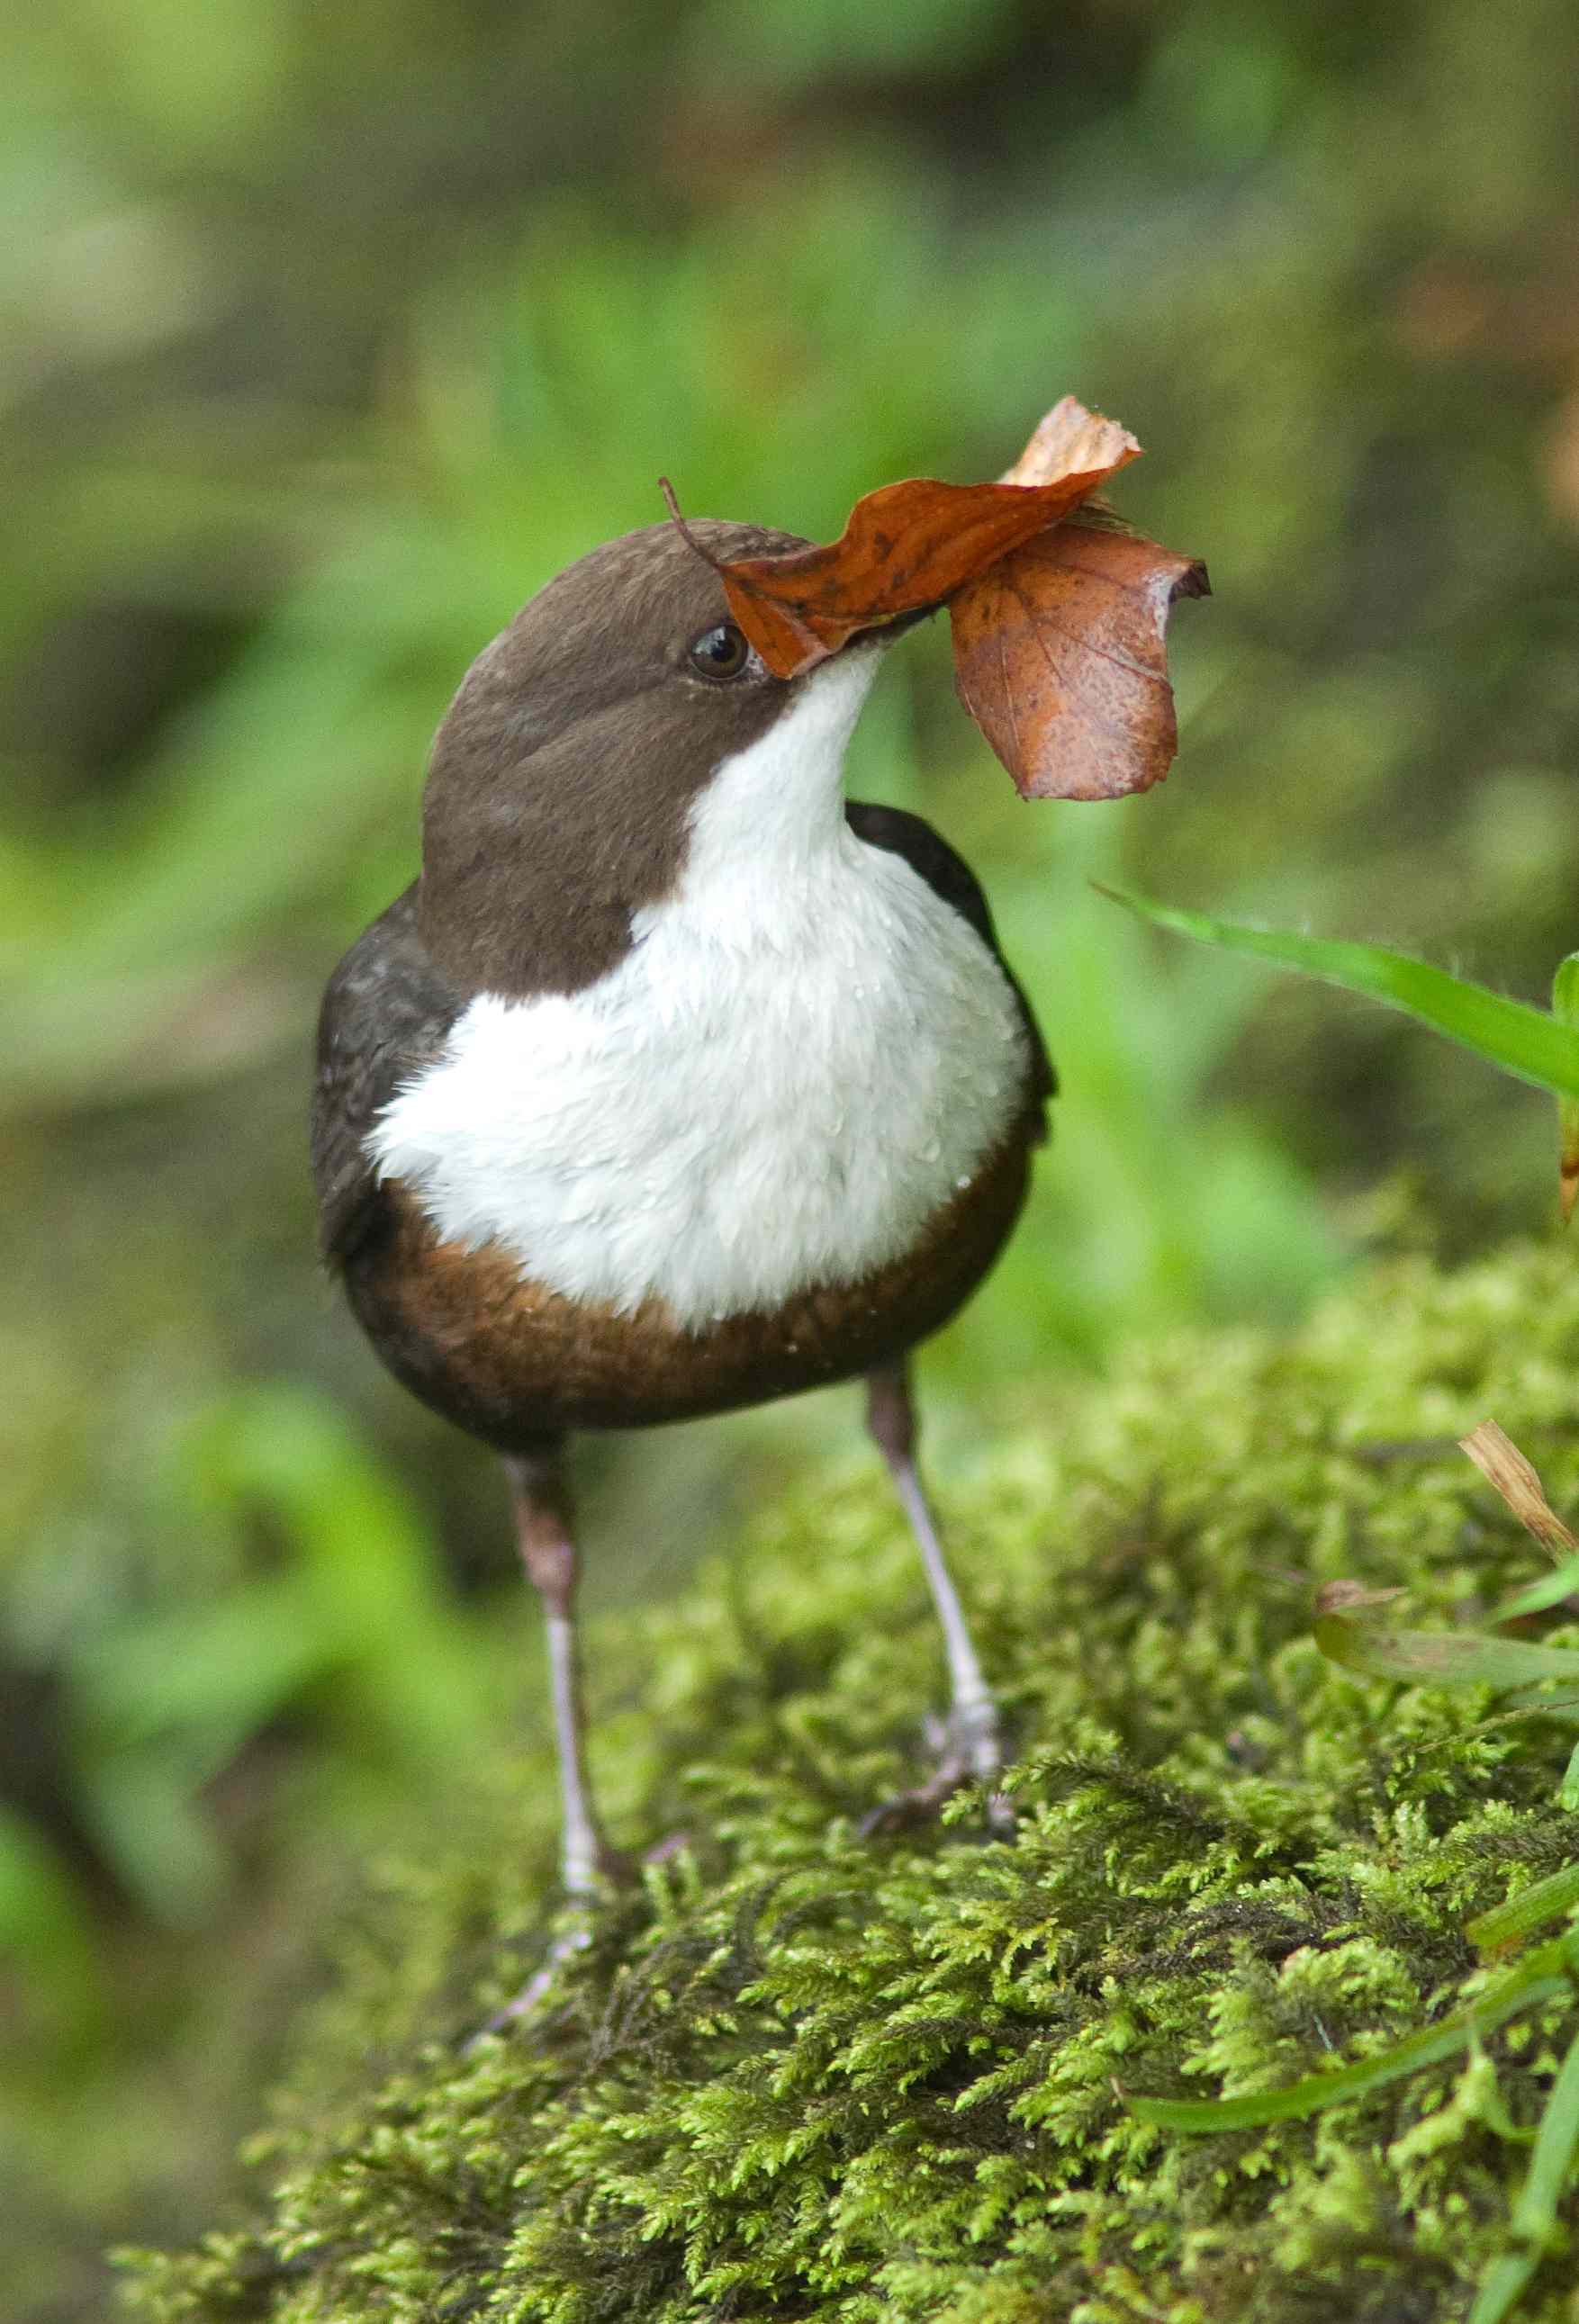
[862,1364,1012,1831]
[506,1444,626,1899]
[470,1447,628,2040]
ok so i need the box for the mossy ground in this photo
[124,1242,1579,2322]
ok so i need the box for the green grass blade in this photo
[1497,1559,1579,1620]
[1469,1863,1579,1955]
[1509,2023,1579,2244]
[1497,1689,1579,1719]
[1129,1965,1574,2132]
[1556,953,1579,1222]
[1470,2250,1540,2324]
[1470,2025,1579,2322]
[1096,887,1579,1102]
[1314,1613,1579,1691]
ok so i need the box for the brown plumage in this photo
[341,1114,1038,1447]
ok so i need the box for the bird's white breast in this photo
[373,653,1033,1327]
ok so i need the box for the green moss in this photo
[122,1242,1579,2322]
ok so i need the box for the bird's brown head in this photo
[418,519,827,999]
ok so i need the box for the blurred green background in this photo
[5,1,1578,2314]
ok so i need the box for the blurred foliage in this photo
[4,0,1579,2315]
[1106,886,1579,1154]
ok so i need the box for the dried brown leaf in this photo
[701,396,1206,800]
[717,399,1140,680]
[1460,1421,1579,1563]
[949,519,1208,799]
[997,395,1133,488]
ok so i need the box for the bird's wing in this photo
[843,799,1055,1135]
[311,883,465,1268]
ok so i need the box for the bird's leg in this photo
[505,1444,625,1899]
[470,1448,627,2042]
[862,1363,1011,1832]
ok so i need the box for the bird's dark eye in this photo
[687,621,751,681]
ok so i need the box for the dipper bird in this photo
[311,518,1052,1898]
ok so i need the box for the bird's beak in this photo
[844,603,937,654]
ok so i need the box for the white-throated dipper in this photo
[311,517,1052,1898]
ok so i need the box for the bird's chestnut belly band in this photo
[344,1115,1038,1448]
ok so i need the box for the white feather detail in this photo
[372,652,1032,1325]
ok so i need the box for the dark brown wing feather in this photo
[843,799,1055,1134]
[311,884,465,1268]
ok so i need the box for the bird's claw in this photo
[464,1832,688,2048]
[858,1697,1015,1838]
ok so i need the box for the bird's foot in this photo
[464,1833,686,2047]
[466,1914,599,2045]
[859,1696,1015,1838]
